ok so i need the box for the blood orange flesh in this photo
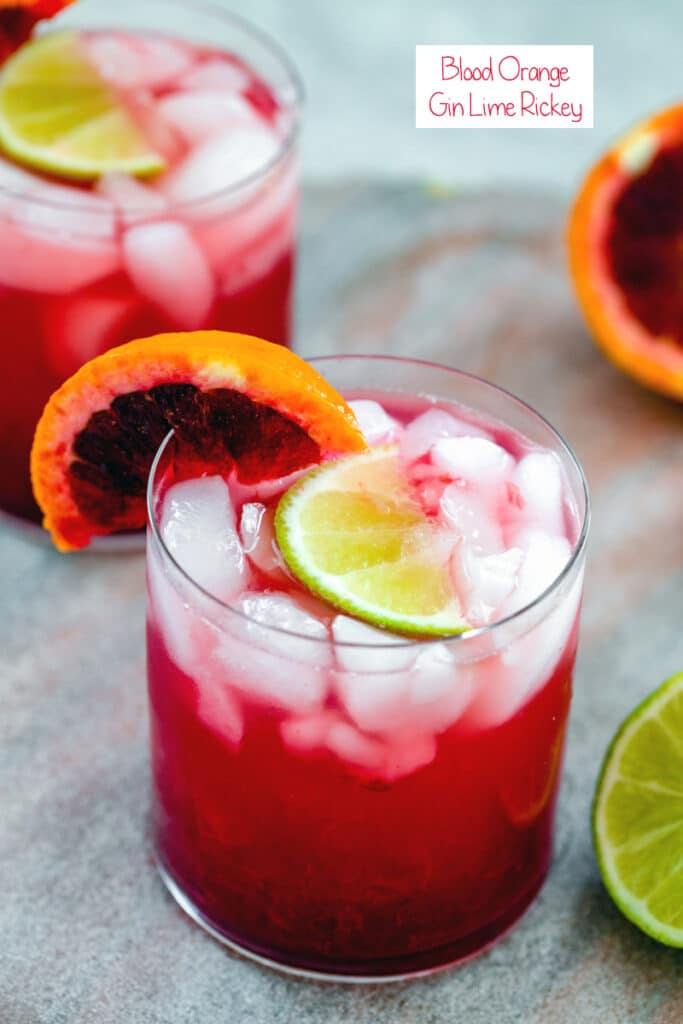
[70,384,321,529]
[568,105,683,400]
[31,331,366,550]
[607,143,683,344]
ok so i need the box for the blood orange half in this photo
[568,105,683,400]
[31,331,366,551]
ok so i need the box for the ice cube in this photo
[474,547,524,616]
[211,594,330,714]
[283,709,439,779]
[97,172,169,223]
[234,592,330,665]
[159,127,280,205]
[348,400,400,445]
[238,503,289,584]
[332,615,417,673]
[84,33,194,91]
[228,465,310,505]
[409,645,456,704]
[179,58,251,93]
[0,159,115,236]
[335,649,471,739]
[239,502,265,552]
[42,287,140,379]
[512,452,566,537]
[401,408,493,462]
[383,734,437,780]
[126,90,184,164]
[280,711,337,754]
[467,567,583,730]
[460,654,534,731]
[431,436,513,487]
[325,721,385,770]
[0,160,116,238]
[334,669,413,736]
[414,475,451,518]
[451,544,523,626]
[225,645,328,713]
[147,536,222,680]
[239,501,265,554]
[122,220,214,329]
[157,89,258,146]
[10,188,116,240]
[197,157,296,284]
[502,569,582,689]
[135,36,195,88]
[160,476,248,602]
[0,214,120,293]
[147,541,198,676]
[0,158,43,209]
[505,530,572,615]
[409,644,474,733]
[195,675,244,748]
[440,483,503,553]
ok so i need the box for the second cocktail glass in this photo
[0,0,301,524]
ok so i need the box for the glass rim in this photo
[0,0,303,217]
[146,354,591,650]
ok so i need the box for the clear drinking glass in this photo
[145,356,589,980]
[0,0,301,526]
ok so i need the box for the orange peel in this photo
[31,331,366,551]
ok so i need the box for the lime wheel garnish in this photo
[593,671,683,946]
[0,30,165,179]
[31,331,366,551]
[569,104,683,400]
[274,446,468,637]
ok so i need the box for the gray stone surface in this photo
[2,184,683,1023]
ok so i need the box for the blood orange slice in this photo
[31,331,366,551]
[568,105,683,401]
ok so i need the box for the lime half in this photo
[0,31,165,180]
[274,445,468,637]
[593,671,683,946]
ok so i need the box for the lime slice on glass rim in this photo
[593,671,683,946]
[0,31,165,180]
[274,445,468,637]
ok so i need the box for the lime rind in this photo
[274,446,469,638]
[0,31,165,180]
[592,671,683,946]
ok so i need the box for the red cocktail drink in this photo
[146,357,589,979]
[0,1,300,523]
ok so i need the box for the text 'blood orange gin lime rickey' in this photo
[141,352,589,979]
[0,1,300,524]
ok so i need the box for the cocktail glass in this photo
[0,0,301,526]
[145,355,589,980]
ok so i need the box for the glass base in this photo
[155,856,547,983]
